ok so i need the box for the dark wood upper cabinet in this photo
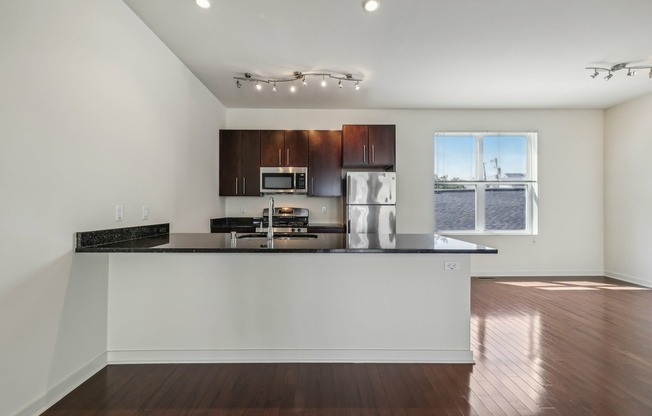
[239,130,261,196]
[284,130,309,167]
[260,130,285,167]
[219,130,260,196]
[309,130,343,197]
[368,125,395,167]
[342,124,395,169]
[260,130,309,167]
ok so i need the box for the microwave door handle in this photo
[278,149,281,166]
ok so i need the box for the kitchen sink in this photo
[236,233,318,240]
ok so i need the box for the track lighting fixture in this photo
[234,71,362,93]
[586,62,652,81]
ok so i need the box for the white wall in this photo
[604,93,652,288]
[227,109,604,277]
[0,1,225,415]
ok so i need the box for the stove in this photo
[258,207,309,233]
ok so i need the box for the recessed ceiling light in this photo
[196,0,211,9]
[362,0,379,12]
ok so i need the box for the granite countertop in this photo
[75,224,497,254]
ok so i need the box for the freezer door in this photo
[346,172,396,205]
[347,205,396,234]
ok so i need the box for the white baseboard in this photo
[108,348,474,364]
[15,352,107,416]
[604,270,652,288]
[471,269,604,277]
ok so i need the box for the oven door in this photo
[260,167,307,194]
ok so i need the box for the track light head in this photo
[627,69,636,76]
[196,0,211,9]
[256,82,262,90]
[302,77,307,87]
[355,82,360,90]
[236,80,241,88]
[272,82,277,92]
[604,73,613,81]
[338,80,343,88]
[321,76,327,87]
[590,70,599,79]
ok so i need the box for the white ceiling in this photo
[122,0,652,110]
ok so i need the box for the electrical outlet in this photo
[444,261,460,271]
[241,207,246,214]
[321,206,327,214]
[115,205,124,221]
[142,206,149,220]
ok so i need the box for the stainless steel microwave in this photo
[260,167,308,194]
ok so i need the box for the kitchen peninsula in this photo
[76,224,496,364]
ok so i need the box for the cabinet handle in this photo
[363,145,366,163]
[372,145,375,163]
[243,177,246,194]
[278,149,282,166]
[287,149,290,166]
[235,177,238,195]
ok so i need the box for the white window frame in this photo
[434,131,538,235]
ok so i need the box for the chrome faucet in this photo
[267,196,274,241]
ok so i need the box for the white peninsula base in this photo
[107,253,473,364]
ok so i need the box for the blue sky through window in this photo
[435,134,527,181]
[483,135,527,180]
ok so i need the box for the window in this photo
[434,132,537,234]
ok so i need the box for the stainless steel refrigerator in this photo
[346,172,396,234]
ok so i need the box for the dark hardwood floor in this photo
[42,277,652,415]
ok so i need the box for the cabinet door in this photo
[240,130,261,196]
[309,130,343,197]
[342,125,368,167]
[368,125,395,168]
[284,130,309,166]
[219,130,242,196]
[260,130,285,167]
